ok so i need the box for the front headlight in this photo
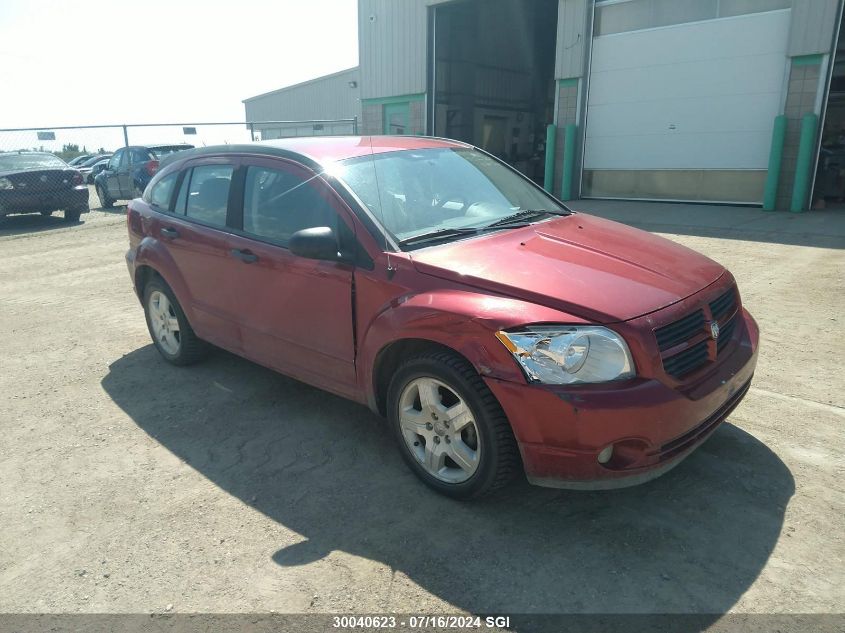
[0,177,14,190]
[495,326,635,384]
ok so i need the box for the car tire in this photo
[97,185,114,208]
[63,208,82,222]
[143,279,207,366]
[387,350,520,499]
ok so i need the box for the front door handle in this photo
[230,248,258,264]
[161,227,179,239]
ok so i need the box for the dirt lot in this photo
[0,194,843,626]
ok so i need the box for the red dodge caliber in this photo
[125,136,759,498]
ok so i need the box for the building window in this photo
[594,0,791,36]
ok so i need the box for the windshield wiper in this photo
[398,209,567,247]
[486,208,569,228]
[398,227,481,247]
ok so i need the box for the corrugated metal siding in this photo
[243,68,361,125]
[359,0,429,99]
[555,0,589,79]
[788,0,841,56]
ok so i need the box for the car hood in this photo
[408,213,725,323]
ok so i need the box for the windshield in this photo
[0,153,67,171]
[335,148,568,249]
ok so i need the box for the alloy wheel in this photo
[148,290,181,355]
[398,377,481,483]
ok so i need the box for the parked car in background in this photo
[0,152,89,222]
[95,144,193,207]
[66,154,93,166]
[124,137,759,499]
[84,157,111,184]
[76,153,112,183]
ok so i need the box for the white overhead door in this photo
[583,9,792,202]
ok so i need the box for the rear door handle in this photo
[230,248,258,264]
[161,227,179,239]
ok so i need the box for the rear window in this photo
[0,154,66,170]
[185,165,233,227]
[151,146,193,159]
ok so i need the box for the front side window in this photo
[185,165,233,227]
[242,165,337,246]
[108,150,123,170]
[148,173,179,210]
[335,148,568,249]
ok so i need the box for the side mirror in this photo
[289,226,340,261]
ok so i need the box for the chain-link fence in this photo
[0,119,357,223]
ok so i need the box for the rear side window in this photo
[148,173,179,210]
[130,148,150,164]
[242,165,337,246]
[185,165,233,227]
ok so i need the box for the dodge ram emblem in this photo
[710,321,720,340]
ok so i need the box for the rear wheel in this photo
[387,350,519,499]
[63,208,82,222]
[143,279,206,366]
[97,185,114,208]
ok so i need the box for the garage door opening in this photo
[812,12,845,210]
[430,0,559,186]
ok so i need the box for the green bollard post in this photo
[543,124,557,193]
[561,123,577,200]
[790,113,819,213]
[763,115,787,211]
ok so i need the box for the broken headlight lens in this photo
[496,326,635,384]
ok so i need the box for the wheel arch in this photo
[372,338,475,416]
[133,241,197,326]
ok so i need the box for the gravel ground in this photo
[0,194,842,628]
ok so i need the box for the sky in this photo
[0,0,359,149]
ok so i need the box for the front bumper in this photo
[485,308,759,489]
[0,186,89,215]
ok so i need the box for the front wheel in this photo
[143,279,206,366]
[387,350,520,499]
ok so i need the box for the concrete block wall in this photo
[409,100,426,136]
[361,103,384,135]
[553,80,579,199]
[775,59,823,210]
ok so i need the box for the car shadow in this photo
[0,212,83,236]
[102,346,794,628]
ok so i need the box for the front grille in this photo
[717,314,737,353]
[654,309,705,351]
[655,284,740,380]
[662,339,708,378]
[709,288,737,322]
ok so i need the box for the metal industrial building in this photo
[243,0,845,210]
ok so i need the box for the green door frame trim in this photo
[361,93,426,107]
[792,54,823,66]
